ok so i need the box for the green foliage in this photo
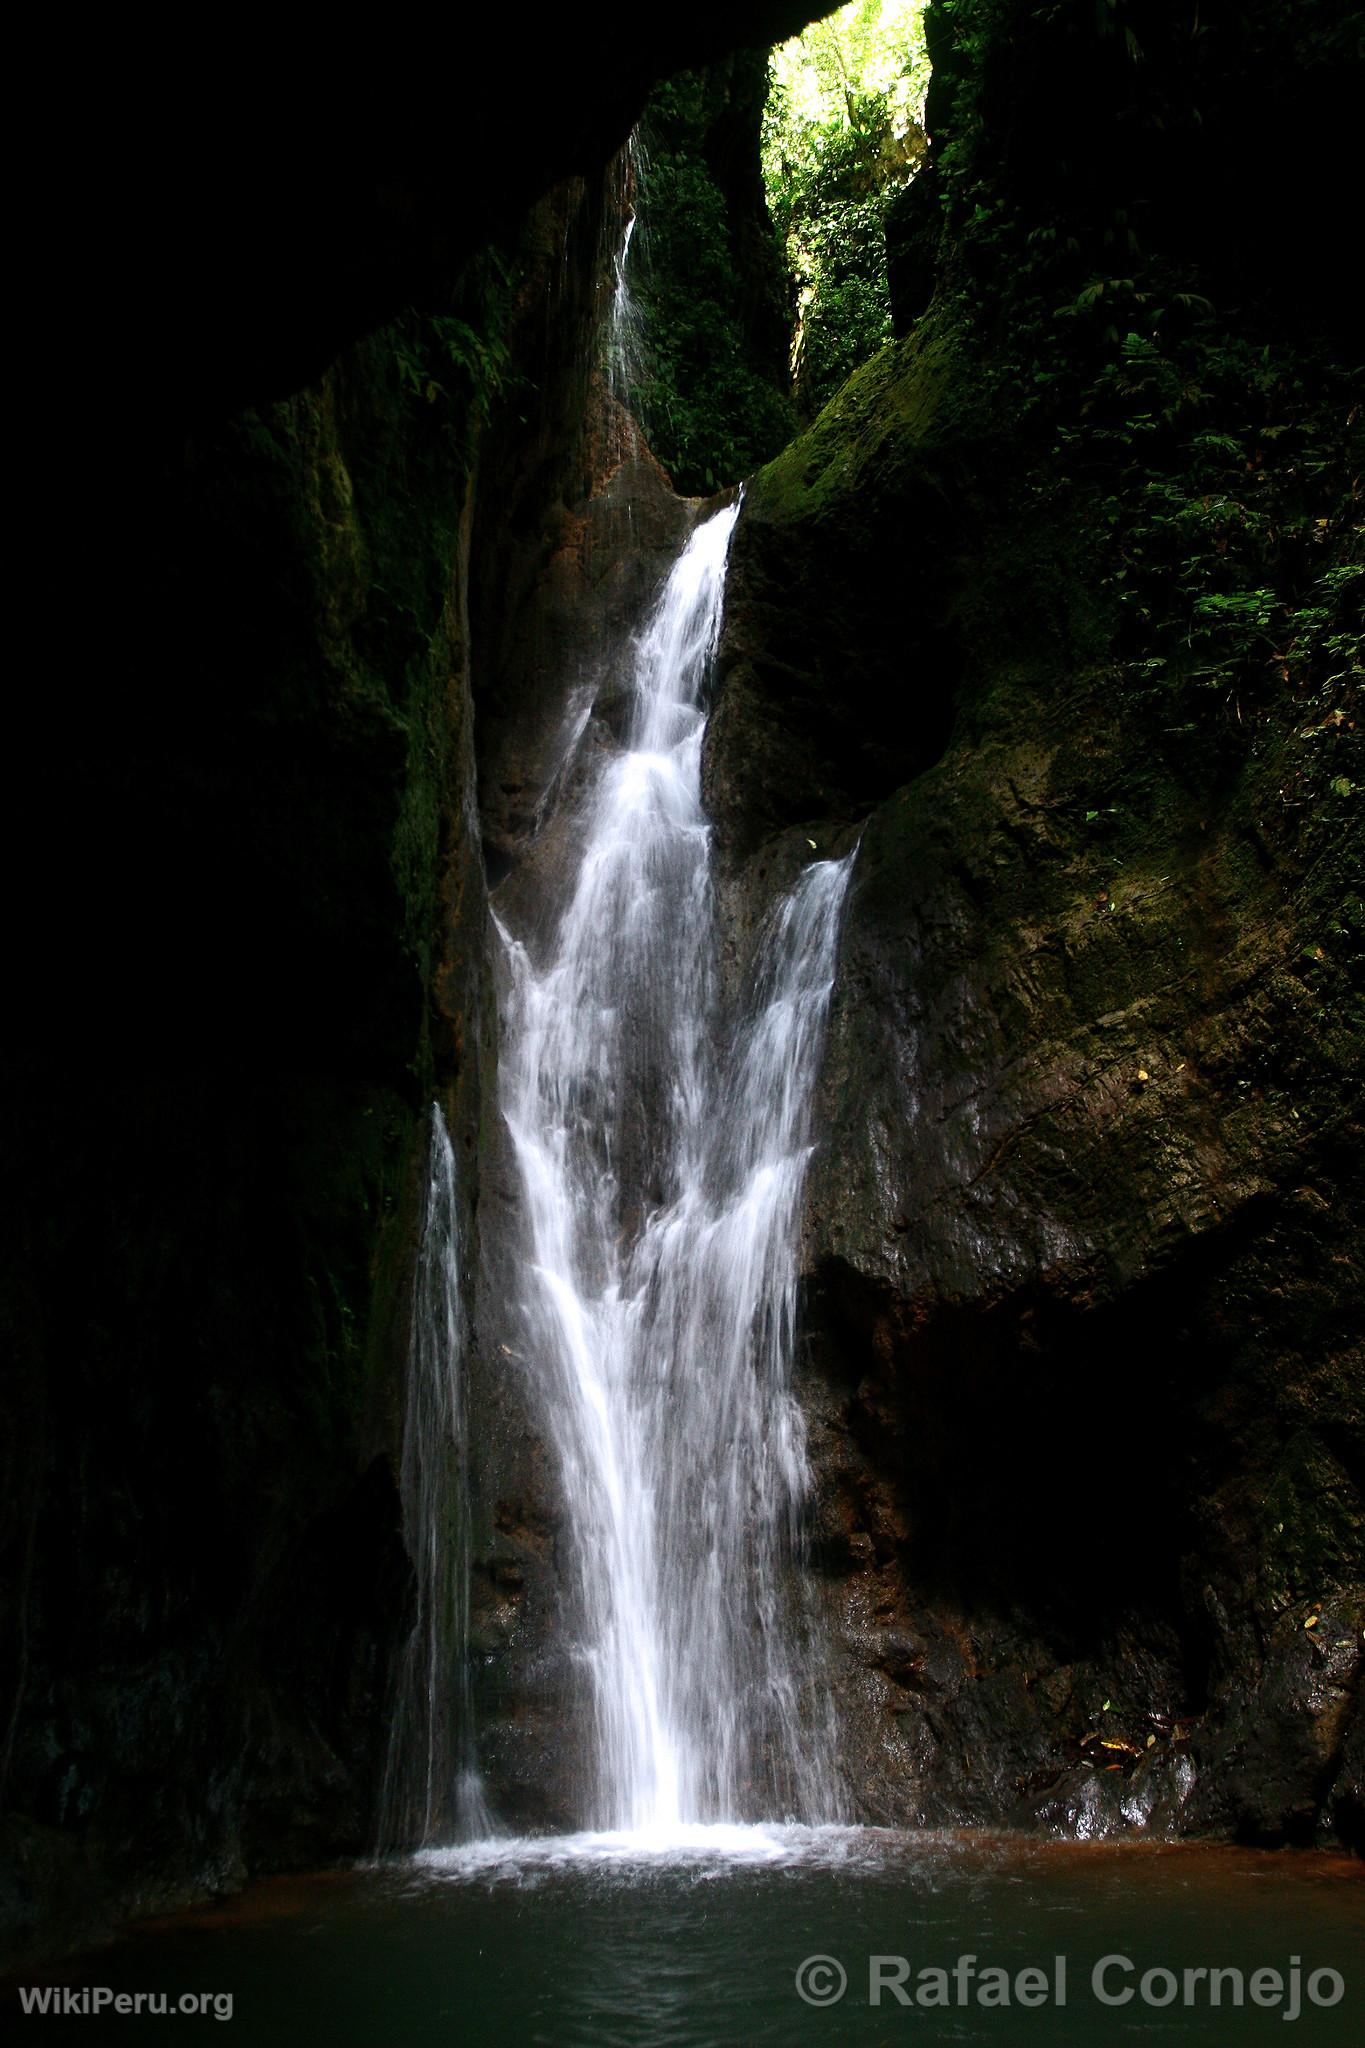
[1053,329,1363,731]
[391,250,517,430]
[763,0,930,419]
[908,0,1363,784]
[626,69,795,493]
[394,317,508,412]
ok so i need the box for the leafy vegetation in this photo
[911,0,1364,805]
[391,249,519,448]
[762,0,930,419]
[1044,328,1363,769]
[624,64,795,494]
[621,10,936,481]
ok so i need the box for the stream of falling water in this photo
[494,504,854,1834]
[379,1107,489,1851]
[606,138,645,413]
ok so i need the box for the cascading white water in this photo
[496,504,854,1834]
[380,1106,489,1850]
[605,137,647,418]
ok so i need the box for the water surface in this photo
[9,1831,1359,2044]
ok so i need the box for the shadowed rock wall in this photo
[705,0,1363,1847]
[2,4,843,1971]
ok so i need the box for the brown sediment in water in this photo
[108,1831,1364,1951]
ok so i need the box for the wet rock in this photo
[1325,1692,1365,1854]
[708,271,1363,1848]
[1021,1766,1134,1842]
[1187,1597,1365,1846]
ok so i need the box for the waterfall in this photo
[496,504,853,1834]
[604,136,647,420]
[380,1105,489,1850]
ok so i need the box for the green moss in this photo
[751,322,954,525]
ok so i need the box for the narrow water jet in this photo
[494,502,853,1834]
[605,137,647,418]
[380,1106,489,1850]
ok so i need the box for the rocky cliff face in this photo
[4,0,1360,1979]
[2,4,841,1972]
[1,283,496,1972]
[705,0,1363,1848]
